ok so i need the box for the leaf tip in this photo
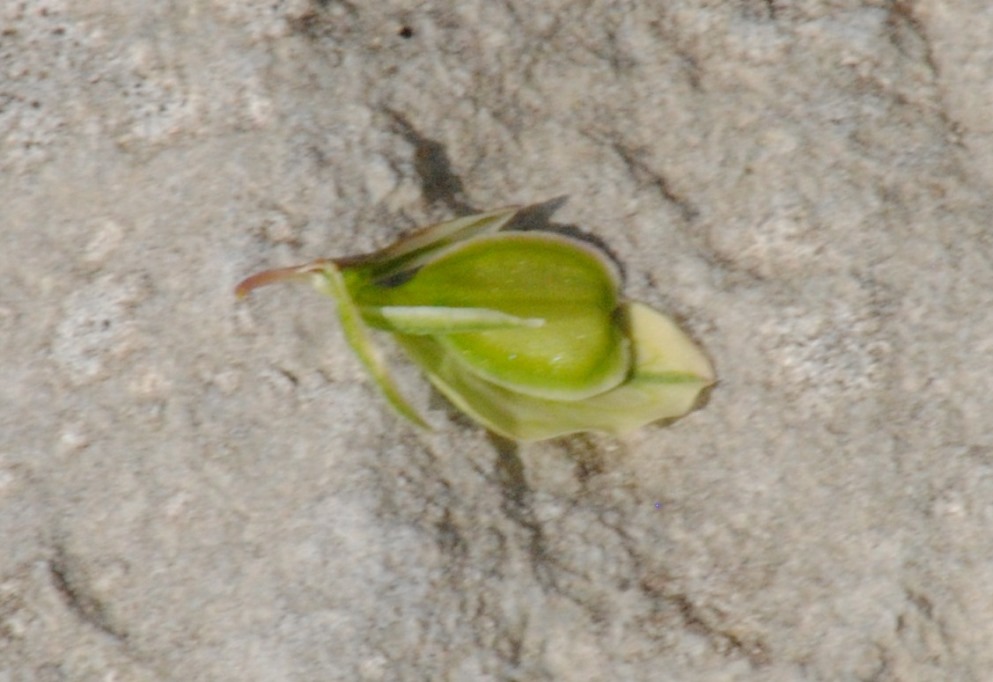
[234,260,335,299]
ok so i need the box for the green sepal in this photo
[360,305,545,335]
[308,265,430,429]
[342,207,519,283]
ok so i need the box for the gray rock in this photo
[2,2,991,680]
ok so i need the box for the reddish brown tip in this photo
[234,260,333,298]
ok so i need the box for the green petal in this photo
[396,302,714,441]
[352,232,629,401]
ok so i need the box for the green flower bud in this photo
[236,208,713,441]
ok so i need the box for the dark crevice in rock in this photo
[610,141,699,223]
[48,547,128,645]
[640,572,770,666]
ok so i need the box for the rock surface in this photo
[3,1,992,680]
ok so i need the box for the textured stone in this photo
[2,1,992,680]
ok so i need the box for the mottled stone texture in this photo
[2,1,992,680]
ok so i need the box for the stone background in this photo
[3,1,993,680]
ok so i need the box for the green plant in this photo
[236,208,714,441]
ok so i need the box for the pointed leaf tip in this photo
[234,260,335,299]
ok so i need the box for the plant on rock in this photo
[236,207,714,441]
